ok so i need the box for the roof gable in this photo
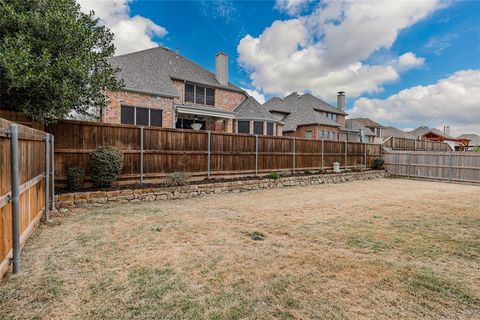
[109,46,244,97]
[234,96,276,121]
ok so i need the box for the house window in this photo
[185,83,215,106]
[121,105,134,125]
[185,83,195,103]
[254,121,264,135]
[267,122,274,135]
[237,120,250,134]
[325,131,330,140]
[120,105,162,127]
[319,130,323,140]
[333,114,337,121]
[331,131,335,141]
[306,130,313,139]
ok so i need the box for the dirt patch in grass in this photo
[1,179,479,319]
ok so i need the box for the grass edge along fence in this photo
[0,117,54,280]
[384,150,480,184]
[47,119,382,189]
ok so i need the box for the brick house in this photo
[104,46,282,135]
[263,91,348,141]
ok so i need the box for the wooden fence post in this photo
[207,131,211,179]
[448,153,452,183]
[345,140,348,170]
[364,141,367,169]
[255,135,259,176]
[407,153,411,179]
[321,138,324,170]
[292,137,296,174]
[140,126,144,184]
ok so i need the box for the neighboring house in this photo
[383,126,416,140]
[342,119,376,143]
[458,134,480,151]
[263,91,347,140]
[407,126,470,151]
[105,46,281,135]
[347,118,385,143]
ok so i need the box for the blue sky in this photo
[78,0,480,135]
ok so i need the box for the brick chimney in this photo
[215,52,228,86]
[337,91,345,113]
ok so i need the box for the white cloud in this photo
[396,52,425,71]
[275,0,311,15]
[238,0,443,101]
[349,70,480,136]
[242,88,266,104]
[77,0,167,55]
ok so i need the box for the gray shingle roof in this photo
[383,126,416,139]
[407,126,457,140]
[458,134,479,146]
[234,96,277,122]
[108,46,244,98]
[345,119,375,136]
[264,93,342,132]
[348,118,385,128]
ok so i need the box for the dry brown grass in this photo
[1,179,479,319]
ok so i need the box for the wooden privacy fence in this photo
[383,136,452,151]
[47,120,382,188]
[0,118,55,279]
[384,150,480,183]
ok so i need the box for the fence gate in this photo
[0,118,54,279]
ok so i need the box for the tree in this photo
[0,0,123,122]
[474,146,480,153]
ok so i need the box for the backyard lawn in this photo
[0,179,479,319]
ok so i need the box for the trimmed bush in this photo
[165,171,191,187]
[372,158,385,170]
[266,172,281,180]
[67,166,84,191]
[89,147,124,188]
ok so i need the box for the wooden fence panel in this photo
[383,137,452,152]
[384,150,480,183]
[48,120,383,187]
[1,118,46,279]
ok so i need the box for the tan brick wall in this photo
[285,125,340,140]
[337,115,346,127]
[105,90,176,128]
[215,89,246,111]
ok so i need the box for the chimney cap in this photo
[337,91,345,95]
[216,51,228,57]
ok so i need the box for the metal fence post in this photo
[292,137,296,174]
[207,131,211,179]
[140,127,144,184]
[255,135,259,176]
[50,135,55,211]
[44,133,50,221]
[9,124,21,273]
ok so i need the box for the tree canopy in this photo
[0,0,123,122]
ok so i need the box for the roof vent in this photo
[215,52,228,86]
[337,91,345,113]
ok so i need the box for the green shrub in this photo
[67,166,85,191]
[266,172,281,180]
[165,171,191,187]
[88,147,124,188]
[372,158,385,170]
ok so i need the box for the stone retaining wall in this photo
[55,170,387,208]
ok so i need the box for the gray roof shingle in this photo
[108,46,245,98]
[348,118,385,128]
[383,126,416,139]
[407,126,457,140]
[234,96,277,121]
[458,134,479,146]
[264,93,343,132]
[345,119,376,136]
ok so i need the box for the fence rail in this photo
[383,136,452,151]
[47,120,383,188]
[1,117,53,279]
[384,150,480,183]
